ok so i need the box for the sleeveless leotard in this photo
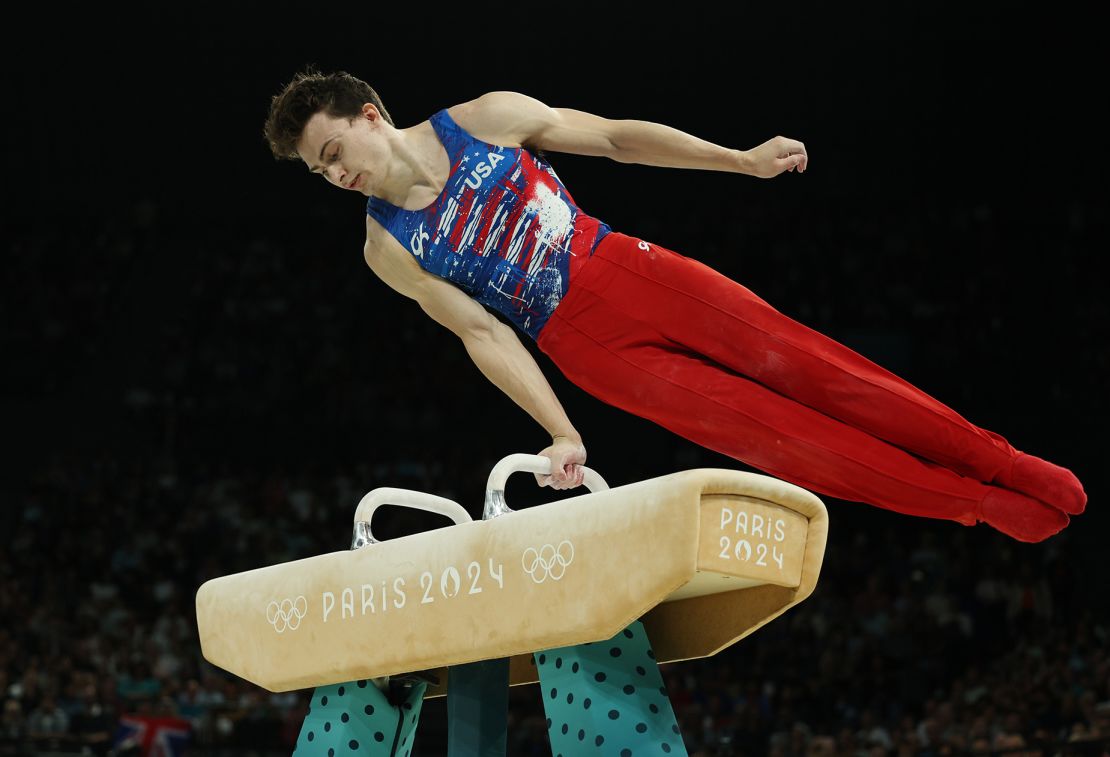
[366,108,611,340]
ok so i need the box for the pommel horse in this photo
[196,455,828,755]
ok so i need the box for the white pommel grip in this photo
[351,488,471,548]
[483,453,609,520]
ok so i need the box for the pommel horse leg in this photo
[536,620,686,756]
[446,658,510,756]
[294,678,428,756]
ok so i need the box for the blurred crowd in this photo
[3,168,1106,755]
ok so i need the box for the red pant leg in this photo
[537,232,1006,526]
[562,231,1019,483]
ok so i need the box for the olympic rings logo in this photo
[266,596,307,633]
[522,541,575,584]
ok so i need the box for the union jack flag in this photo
[113,714,192,756]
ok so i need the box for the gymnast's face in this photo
[297,103,388,195]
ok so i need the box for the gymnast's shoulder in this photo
[455,91,619,158]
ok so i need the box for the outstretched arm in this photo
[364,236,587,489]
[466,90,807,178]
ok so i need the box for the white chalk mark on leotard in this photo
[524,184,574,276]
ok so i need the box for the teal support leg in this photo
[536,621,688,756]
[295,678,427,756]
[447,657,510,757]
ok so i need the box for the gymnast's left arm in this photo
[469,90,807,179]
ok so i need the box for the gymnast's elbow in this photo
[416,277,499,343]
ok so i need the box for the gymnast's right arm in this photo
[363,236,586,487]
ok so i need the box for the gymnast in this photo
[263,68,1086,543]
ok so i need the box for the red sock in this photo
[994,453,1087,515]
[977,487,1070,542]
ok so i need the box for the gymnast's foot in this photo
[993,453,1087,515]
[978,488,1070,543]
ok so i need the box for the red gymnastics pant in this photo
[536,230,1022,527]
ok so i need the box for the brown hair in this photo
[264,66,393,160]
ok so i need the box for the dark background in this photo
[7,4,1105,532]
[3,3,1108,754]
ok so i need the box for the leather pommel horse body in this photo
[196,455,828,755]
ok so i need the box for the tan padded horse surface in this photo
[196,467,828,698]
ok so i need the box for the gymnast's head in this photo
[264,66,394,193]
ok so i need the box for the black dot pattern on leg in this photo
[531,621,684,755]
[297,681,429,756]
